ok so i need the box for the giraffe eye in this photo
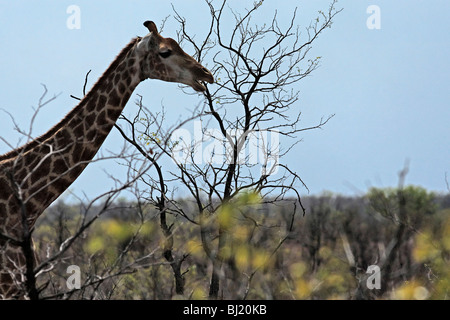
[159,50,172,58]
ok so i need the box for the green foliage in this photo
[367,185,437,226]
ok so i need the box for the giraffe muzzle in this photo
[192,67,214,92]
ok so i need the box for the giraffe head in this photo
[136,21,214,92]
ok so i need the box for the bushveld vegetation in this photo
[33,186,450,299]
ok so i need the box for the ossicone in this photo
[143,21,158,34]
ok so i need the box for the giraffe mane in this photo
[0,37,141,162]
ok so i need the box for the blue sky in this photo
[0,0,449,200]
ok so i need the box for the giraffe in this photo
[0,20,213,299]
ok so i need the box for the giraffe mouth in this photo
[189,66,214,92]
[192,80,207,92]
[192,73,214,92]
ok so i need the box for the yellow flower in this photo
[391,281,429,300]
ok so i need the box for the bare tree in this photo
[117,0,341,298]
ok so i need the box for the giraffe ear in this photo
[143,21,158,34]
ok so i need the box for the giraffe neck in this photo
[0,37,145,298]
[0,37,143,233]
